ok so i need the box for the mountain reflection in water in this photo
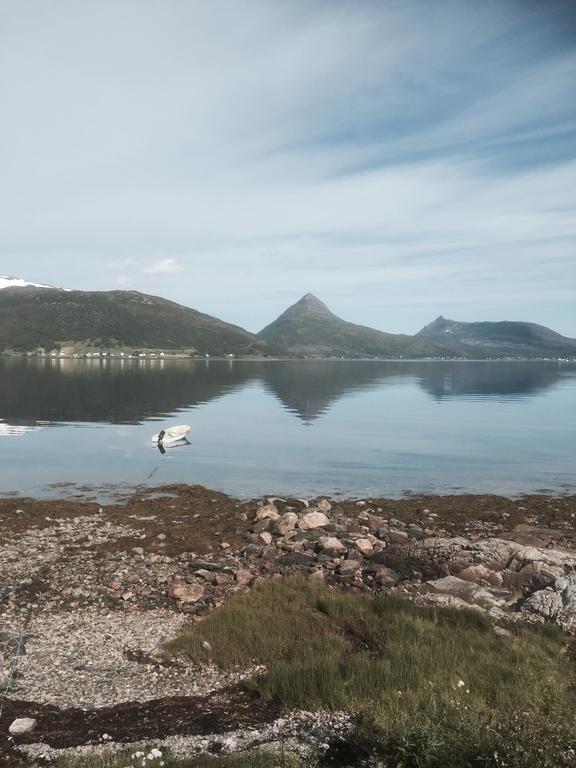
[1,358,573,426]
[0,358,574,499]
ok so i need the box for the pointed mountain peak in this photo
[290,293,333,315]
[416,315,456,336]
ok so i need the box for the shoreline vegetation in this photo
[1,350,575,361]
[1,485,576,767]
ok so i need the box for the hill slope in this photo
[0,287,275,356]
[258,294,448,358]
[417,316,576,358]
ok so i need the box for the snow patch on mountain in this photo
[0,275,70,291]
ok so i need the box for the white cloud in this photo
[143,258,182,275]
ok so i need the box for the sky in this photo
[0,0,575,336]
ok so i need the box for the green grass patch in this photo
[25,749,302,768]
[166,578,576,768]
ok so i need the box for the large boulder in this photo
[427,575,503,607]
[353,538,374,557]
[318,536,347,556]
[273,512,299,536]
[255,504,280,521]
[521,573,576,633]
[298,511,330,530]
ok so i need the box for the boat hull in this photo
[151,425,191,445]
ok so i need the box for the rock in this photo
[353,538,374,557]
[372,566,400,587]
[257,531,273,545]
[457,564,503,588]
[253,518,272,533]
[318,536,347,556]
[366,515,386,533]
[168,582,204,603]
[298,512,330,530]
[272,512,298,536]
[9,718,37,735]
[413,593,482,611]
[194,569,215,583]
[309,569,325,581]
[388,528,409,544]
[213,573,233,586]
[339,559,362,574]
[317,499,332,512]
[521,573,576,632]
[428,575,501,607]
[255,505,280,521]
[503,561,564,591]
[235,569,253,586]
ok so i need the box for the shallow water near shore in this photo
[0,358,575,501]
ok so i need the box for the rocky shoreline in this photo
[1,485,576,764]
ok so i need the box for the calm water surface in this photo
[0,358,574,500]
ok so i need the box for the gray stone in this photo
[521,572,576,632]
[428,575,501,606]
[255,505,280,521]
[298,512,330,531]
[353,538,374,557]
[318,536,347,556]
[168,581,204,603]
[9,718,37,735]
[272,512,299,536]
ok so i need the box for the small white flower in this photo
[457,679,465,688]
[150,748,162,758]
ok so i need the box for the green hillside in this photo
[0,287,275,356]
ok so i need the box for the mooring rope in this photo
[0,603,35,721]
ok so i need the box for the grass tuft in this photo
[166,577,576,767]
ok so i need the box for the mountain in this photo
[257,293,449,358]
[0,286,275,356]
[417,316,576,358]
[0,274,66,290]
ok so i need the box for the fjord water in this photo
[0,358,574,500]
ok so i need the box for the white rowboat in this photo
[151,424,191,446]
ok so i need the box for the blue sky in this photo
[0,0,575,334]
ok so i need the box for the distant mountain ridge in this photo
[417,316,576,358]
[1,278,574,358]
[257,293,450,358]
[0,286,275,356]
